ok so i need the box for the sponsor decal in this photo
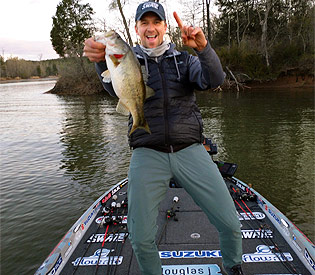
[101,181,127,205]
[72,249,123,266]
[81,206,100,231]
[241,229,273,239]
[257,196,265,207]
[304,248,315,271]
[65,243,73,258]
[236,182,246,191]
[86,232,129,243]
[111,185,121,196]
[159,250,221,259]
[291,236,302,252]
[102,192,112,204]
[242,245,293,263]
[265,206,281,225]
[95,215,127,224]
[160,245,294,264]
[238,212,265,220]
[47,254,63,275]
[162,264,221,275]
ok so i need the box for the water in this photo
[0,81,314,275]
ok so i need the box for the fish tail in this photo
[129,121,151,136]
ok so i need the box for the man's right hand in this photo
[83,37,106,63]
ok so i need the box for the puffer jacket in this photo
[95,42,225,150]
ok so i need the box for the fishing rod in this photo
[94,222,110,274]
[110,228,129,275]
[157,196,179,245]
[108,197,129,275]
[94,196,119,274]
[106,201,123,275]
[104,229,120,275]
[230,186,301,274]
[72,205,111,275]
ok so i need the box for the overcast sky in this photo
[0,0,111,60]
[0,0,217,61]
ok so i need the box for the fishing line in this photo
[105,229,120,275]
[94,199,118,274]
[111,229,129,275]
[236,190,299,273]
[106,201,123,275]
[231,186,300,274]
[94,223,110,274]
[72,208,109,275]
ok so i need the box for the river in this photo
[0,80,314,274]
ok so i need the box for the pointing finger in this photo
[173,11,183,29]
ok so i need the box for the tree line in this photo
[1,0,313,89]
[0,56,59,80]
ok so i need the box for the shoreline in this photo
[1,75,313,90]
[0,76,58,84]
[246,75,314,90]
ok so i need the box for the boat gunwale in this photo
[35,176,315,274]
[34,178,128,275]
[232,176,315,274]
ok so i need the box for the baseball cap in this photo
[135,1,166,21]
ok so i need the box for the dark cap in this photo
[135,1,166,21]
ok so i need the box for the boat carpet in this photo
[61,179,311,275]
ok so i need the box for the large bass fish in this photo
[95,30,154,135]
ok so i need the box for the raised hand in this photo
[173,11,207,52]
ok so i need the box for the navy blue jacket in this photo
[95,42,225,149]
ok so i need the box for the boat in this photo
[35,138,315,275]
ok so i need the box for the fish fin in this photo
[101,70,111,83]
[109,55,120,67]
[145,85,155,99]
[116,100,130,116]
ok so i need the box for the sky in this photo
[0,0,109,60]
[0,0,217,61]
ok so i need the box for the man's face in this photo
[135,12,167,49]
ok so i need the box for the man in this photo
[84,2,244,275]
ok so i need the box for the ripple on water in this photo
[1,84,314,275]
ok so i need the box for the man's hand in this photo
[173,12,207,52]
[83,37,106,62]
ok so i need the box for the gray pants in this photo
[127,144,242,275]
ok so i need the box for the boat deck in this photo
[60,178,312,275]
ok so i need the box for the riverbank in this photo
[0,76,58,84]
[246,74,314,90]
[1,74,313,92]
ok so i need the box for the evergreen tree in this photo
[50,0,95,57]
[36,65,42,77]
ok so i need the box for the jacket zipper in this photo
[158,61,170,148]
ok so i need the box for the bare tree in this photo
[116,0,133,46]
[257,0,272,67]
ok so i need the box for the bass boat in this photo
[35,138,315,275]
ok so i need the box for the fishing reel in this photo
[166,196,179,221]
[230,185,256,202]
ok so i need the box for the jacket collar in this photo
[134,43,181,59]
